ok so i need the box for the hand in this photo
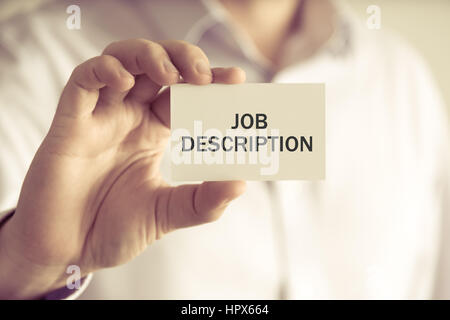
[0,39,246,299]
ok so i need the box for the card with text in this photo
[170,83,325,181]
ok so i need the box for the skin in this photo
[0,39,246,299]
[0,0,333,299]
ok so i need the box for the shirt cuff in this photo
[0,208,14,226]
[44,273,93,300]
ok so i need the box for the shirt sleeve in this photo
[433,159,450,299]
[406,48,450,299]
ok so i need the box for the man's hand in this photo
[0,39,246,299]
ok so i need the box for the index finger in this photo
[151,67,246,128]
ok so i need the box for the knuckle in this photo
[70,64,91,89]
[93,56,120,79]
[139,41,162,59]
[178,42,204,59]
[102,40,120,54]
[135,37,151,44]
[96,54,117,67]
[72,59,94,80]
[72,63,84,76]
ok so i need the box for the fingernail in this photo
[163,59,178,74]
[195,60,212,77]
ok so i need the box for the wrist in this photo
[0,216,67,299]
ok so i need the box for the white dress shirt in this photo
[0,0,448,299]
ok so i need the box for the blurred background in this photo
[0,0,449,115]
[346,0,450,119]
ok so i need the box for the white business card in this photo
[170,83,325,181]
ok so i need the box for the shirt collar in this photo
[140,0,354,70]
[138,0,212,41]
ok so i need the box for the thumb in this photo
[156,181,246,235]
